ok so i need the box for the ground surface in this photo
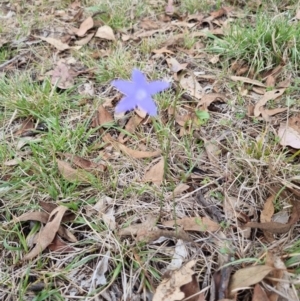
[0,0,300,300]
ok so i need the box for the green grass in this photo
[208,11,300,74]
[1,0,300,300]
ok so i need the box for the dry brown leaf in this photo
[36,36,71,51]
[175,112,192,127]
[210,7,227,19]
[56,159,90,183]
[15,210,76,242]
[284,198,300,224]
[153,260,196,301]
[74,16,94,37]
[48,235,76,253]
[119,215,157,237]
[118,144,161,159]
[118,114,143,143]
[198,93,226,109]
[95,25,115,41]
[39,201,57,213]
[263,107,288,117]
[278,119,300,149]
[209,54,219,64]
[38,201,75,222]
[223,196,237,219]
[15,117,35,136]
[166,57,187,73]
[261,195,275,242]
[267,253,297,301]
[92,105,114,128]
[14,211,49,224]
[180,74,203,99]
[134,106,148,118]
[180,275,203,301]
[173,183,190,196]
[236,65,250,76]
[50,62,76,89]
[24,205,68,260]
[263,65,283,81]
[4,157,22,166]
[102,207,116,231]
[277,78,291,88]
[230,76,266,87]
[265,253,284,301]
[252,284,269,301]
[60,153,106,172]
[143,157,164,185]
[254,89,285,117]
[163,216,220,232]
[261,195,275,223]
[229,265,274,297]
[245,221,292,234]
[252,87,266,95]
[265,74,275,88]
[57,225,77,243]
[75,33,94,45]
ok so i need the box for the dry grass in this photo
[0,0,300,300]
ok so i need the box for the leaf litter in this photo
[1,0,300,300]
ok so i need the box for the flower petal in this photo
[111,80,135,96]
[147,80,170,95]
[139,97,157,116]
[115,97,136,113]
[131,69,147,87]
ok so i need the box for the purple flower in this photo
[111,69,170,116]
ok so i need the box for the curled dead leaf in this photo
[23,206,68,260]
[254,89,285,117]
[173,183,190,196]
[143,157,164,185]
[56,159,90,183]
[167,57,187,73]
[198,93,226,110]
[261,195,275,223]
[95,25,115,41]
[119,215,157,237]
[252,284,269,301]
[245,221,292,234]
[48,235,77,253]
[278,121,300,149]
[92,105,114,128]
[75,33,94,46]
[180,74,203,99]
[118,114,143,143]
[14,211,49,224]
[15,210,76,242]
[36,36,76,51]
[229,265,274,297]
[153,260,196,301]
[74,16,94,37]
